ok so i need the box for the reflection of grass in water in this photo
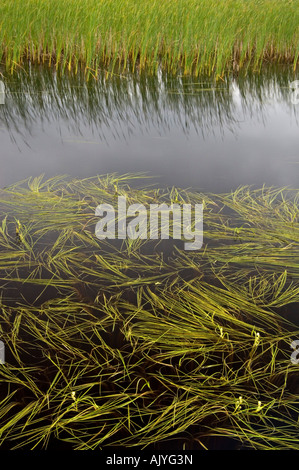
[0,0,298,77]
[1,65,296,148]
[0,174,299,450]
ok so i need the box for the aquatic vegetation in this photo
[0,174,299,450]
[0,0,298,77]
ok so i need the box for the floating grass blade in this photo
[0,175,299,449]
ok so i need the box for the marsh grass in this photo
[0,0,298,78]
[0,174,299,449]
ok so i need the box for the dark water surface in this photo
[0,66,298,192]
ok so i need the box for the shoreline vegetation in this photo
[0,0,298,78]
[0,174,299,449]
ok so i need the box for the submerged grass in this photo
[0,0,298,78]
[0,174,299,449]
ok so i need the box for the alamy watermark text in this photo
[95,196,203,250]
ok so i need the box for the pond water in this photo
[0,66,298,192]
[0,66,299,451]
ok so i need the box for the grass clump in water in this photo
[0,174,299,450]
[0,0,298,78]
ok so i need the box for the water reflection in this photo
[0,65,298,191]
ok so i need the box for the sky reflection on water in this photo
[0,66,298,192]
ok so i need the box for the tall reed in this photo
[0,0,298,77]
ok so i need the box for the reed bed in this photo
[0,0,298,78]
[0,174,298,450]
